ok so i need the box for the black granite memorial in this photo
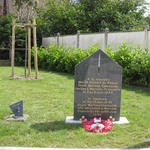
[9,101,23,117]
[74,50,122,121]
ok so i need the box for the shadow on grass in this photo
[30,120,81,132]
[123,85,150,96]
[127,141,150,148]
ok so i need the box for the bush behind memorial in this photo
[32,43,150,87]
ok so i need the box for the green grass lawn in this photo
[0,66,150,148]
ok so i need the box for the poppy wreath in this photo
[81,116,114,133]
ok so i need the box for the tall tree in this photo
[37,0,80,36]
[36,0,148,45]
[77,0,147,31]
[37,0,147,35]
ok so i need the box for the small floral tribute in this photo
[81,116,114,133]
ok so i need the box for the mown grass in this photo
[0,66,150,148]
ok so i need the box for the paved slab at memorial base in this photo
[5,114,29,121]
[65,116,129,124]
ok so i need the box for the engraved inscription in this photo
[76,78,120,94]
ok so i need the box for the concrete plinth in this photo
[6,114,29,121]
[65,116,129,124]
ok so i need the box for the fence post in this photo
[77,30,80,49]
[144,25,149,48]
[104,28,109,49]
[57,32,60,47]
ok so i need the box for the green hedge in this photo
[32,43,150,87]
[32,44,99,73]
[105,43,150,87]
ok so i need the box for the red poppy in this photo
[81,116,113,133]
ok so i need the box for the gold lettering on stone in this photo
[76,78,120,95]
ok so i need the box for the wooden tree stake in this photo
[33,19,38,79]
[24,27,28,78]
[28,22,31,79]
[11,19,16,78]
[11,19,39,80]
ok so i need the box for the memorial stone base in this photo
[65,116,129,124]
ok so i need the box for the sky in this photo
[145,0,150,16]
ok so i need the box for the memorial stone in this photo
[10,100,23,117]
[74,50,122,121]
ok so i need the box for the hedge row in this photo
[105,43,150,87]
[32,44,99,73]
[32,43,150,87]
